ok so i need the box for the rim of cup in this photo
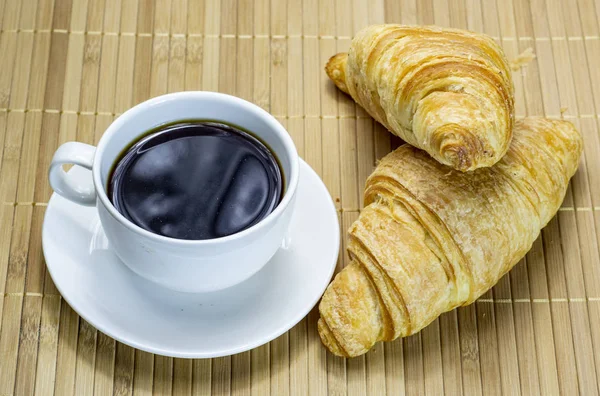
[92,91,300,246]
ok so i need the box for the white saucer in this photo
[42,159,339,358]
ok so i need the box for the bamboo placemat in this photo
[0,0,599,394]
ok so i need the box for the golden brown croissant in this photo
[318,117,582,357]
[326,24,515,172]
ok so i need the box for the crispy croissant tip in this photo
[443,146,471,172]
[435,125,487,172]
[317,318,349,357]
[325,53,350,94]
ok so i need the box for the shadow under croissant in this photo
[322,305,484,385]
[322,253,551,387]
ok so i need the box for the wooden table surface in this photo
[1,0,600,394]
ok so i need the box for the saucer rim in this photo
[42,158,339,358]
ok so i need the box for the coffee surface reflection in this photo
[109,121,283,240]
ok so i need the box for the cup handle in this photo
[48,142,97,206]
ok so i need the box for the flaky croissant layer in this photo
[318,117,582,357]
[326,24,515,172]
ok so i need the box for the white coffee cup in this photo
[49,92,299,292]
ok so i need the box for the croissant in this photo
[318,117,582,357]
[326,24,514,172]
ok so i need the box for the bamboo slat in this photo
[0,2,40,388]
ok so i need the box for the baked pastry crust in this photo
[326,24,515,172]
[318,118,582,357]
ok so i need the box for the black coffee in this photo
[108,121,283,240]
